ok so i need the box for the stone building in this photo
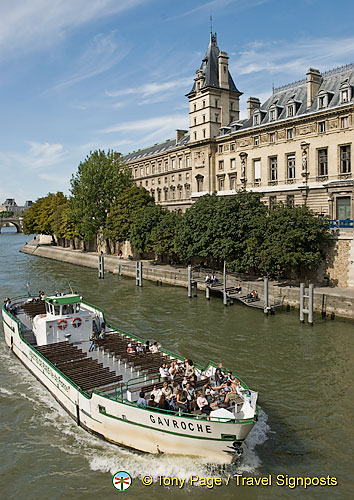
[124,33,353,219]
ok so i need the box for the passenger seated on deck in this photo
[137,391,147,408]
[136,342,143,353]
[185,382,196,411]
[126,343,135,354]
[214,364,227,386]
[181,376,188,389]
[145,340,151,352]
[147,394,157,407]
[168,361,178,379]
[159,363,170,381]
[161,382,175,409]
[150,342,159,354]
[189,373,198,387]
[151,385,162,405]
[202,381,216,404]
[196,391,212,415]
[176,388,188,413]
[4,298,11,311]
[185,359,195,379]
[158,393,170,411]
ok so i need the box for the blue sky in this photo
[1,0,354,204]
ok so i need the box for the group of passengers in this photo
[126,340,159,354]
[136,361,245,416]
[205,273,218,284]
[246,290,259,301]
[88,322,106,352]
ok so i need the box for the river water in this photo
[0,229,353,499]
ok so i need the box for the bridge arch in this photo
[0,218,23,233]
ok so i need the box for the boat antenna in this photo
[68,281,74,294]
[26,282,31,297]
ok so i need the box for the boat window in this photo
[54,305,60,316]
[62,304,74,315]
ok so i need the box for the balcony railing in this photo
[329,219,354,228]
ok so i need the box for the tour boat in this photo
[2,293,258,463]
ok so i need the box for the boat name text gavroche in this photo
[149,414,212,433]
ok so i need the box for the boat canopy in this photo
[45,294,82,306]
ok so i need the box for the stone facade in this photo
[124,33,354,220]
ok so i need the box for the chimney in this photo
[247,97,260,119]
[218,51,229,89]
[307,68,322,107]
[176,129,188,143]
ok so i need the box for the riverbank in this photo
[21,240,354,320]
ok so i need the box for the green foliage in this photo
[69,150,132,240]
[0,211,14,218]
[105,185,155,242]
[129,205,165,254]
[150,210,182,259]
[52,203,80,240]
[255,204,330,277]
[22,192,67,235]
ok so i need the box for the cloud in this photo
[0,141,65,171]
[47,31,130,92]
[0,0,148,60]
[232,36,354,78]
[166,0,270,21]
[101,114,188,134]
[105,77,192,99]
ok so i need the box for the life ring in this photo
[57,319,68,330]
[72,317,82,328]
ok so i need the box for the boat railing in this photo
[93,389,254,424]
[126,372,161,392]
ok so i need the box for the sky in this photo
[1,0,354,204]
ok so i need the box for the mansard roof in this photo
[187,33,241,95]
[237,63,354,132]
[124,134,190,162]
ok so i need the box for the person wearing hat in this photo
[127,343,135,353]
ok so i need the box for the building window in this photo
[171,175,174,182]
[186,156,190,168]
[164,190,168,201]
[152,165,155,174]
[269,109,276,121]
[134,168,138,177]
[254,136,259,146]
[202,100,206,108]
[336,196,351,219]
[186,172,190,180]
[194,132,197,140]
[287,128,293,139]
[341,116,349,129]
[286,195,295,207]
[341,89,349,104]
[230,176,236,190]
[230,102,233,110]
[218,160,224,171]
[287,105,294,117]
[146,166,150,175]
[165,176,168,183]
[340,145,351,173]
[269,196,277,209]
[318,149,328,176]
[218,177,224,191]
[171,158,175,170]
[171,189,175,200]
[152,179,155,185]
[178,174,182,181]
[318,95,326,108]
[270,157,278,181]
[178,188,182,199]
[253,159,261,181]
[203,129,206,138]
[140,167,144,176]
[196,177,204,192]
[157,190,161,202]
[203,114,206,123]
[219,145,223,153]
[140,181,142,186]
[270,132,275,143]
[215,99,219,107]
[253,112,260,126]
[165,161,168,172]
[230,143,235,151]
[287,154,296,179]
[194,117,197,126]
[230,158,236,169]
[178,157,182,168]
[193,104,196,111]
[158,178,161,185]
[145,180,148,186]
[319,121,326,133]
[215,114,219,122]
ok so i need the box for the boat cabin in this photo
[32,294,93,346]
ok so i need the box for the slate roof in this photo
[236,63,354,133]
[124,133,190,163]
[187,33,241,95]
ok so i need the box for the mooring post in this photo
[187,265,192,298]
[308,284,314,325]
[193,281,198,297]
[223,260,227,306]
[118,263,122,276]
[300,283,305,322]
[98,253,104,279]
[136,261,140,286]
[264,277,269,314]
[139,261,143,287]
[205,285,210,300]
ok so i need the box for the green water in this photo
[1,229,353,499]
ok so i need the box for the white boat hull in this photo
[2,306,256,464]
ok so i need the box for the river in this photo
[0,228,353,499]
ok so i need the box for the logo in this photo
[112,471,132,491]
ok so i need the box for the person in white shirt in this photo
[150,342,159,353]
[151,384,162,404]
[168,361,177,379]
[159,363,170,381]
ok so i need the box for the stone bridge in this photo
[0,217,23,233]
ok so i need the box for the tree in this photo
[105,185,155,242]
[0,211,14,218]
[22,192,67,236]
[129,205,165,254]
[52,203,80,240]
[150,210,182,260]
[69,150,132,240]
[256,204,330,277]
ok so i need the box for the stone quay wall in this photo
[22,241,354,320]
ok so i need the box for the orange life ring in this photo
[72,317,82,328]
[57,319,68,330]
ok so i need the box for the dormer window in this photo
[253,111,260,126]
[270,109,276,121]
[317,90,333,109]
[269,103,282,122]
[287,105,294,117]
[340,80,352,104]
